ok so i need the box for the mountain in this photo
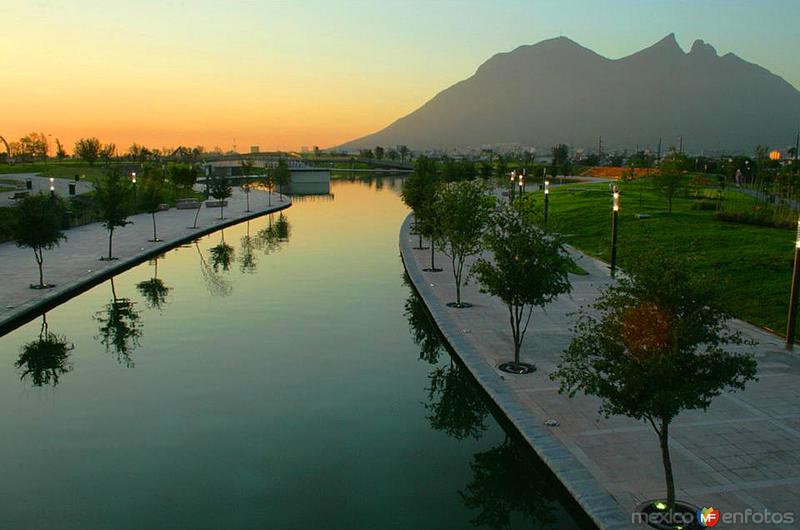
[338,34,800,153]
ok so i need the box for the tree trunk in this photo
[193,204,201,228]
[151,213,157,240]
[418,232,423,248]
[34,247,44,287]
[246,191,250,212]
[219,203,224,220]
[658,419,676,510]
[430,242,436,269]
[108,228,114,260]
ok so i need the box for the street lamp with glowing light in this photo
[610,187,620,276]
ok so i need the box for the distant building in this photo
[250,146,260,154]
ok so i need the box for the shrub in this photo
[716,204,796,229]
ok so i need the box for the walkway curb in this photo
[399,213,636,530]
[0,199,291,336]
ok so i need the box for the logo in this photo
[698,507,720,527]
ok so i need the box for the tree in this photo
[99,142,116,163]
[551,249,757,511]
[16,315,73,387]
[434,180,495,307]
[239,160,255,212]
[656,157,683,214]
[13,194,67,288]
[374,146,385,160]
[55,138,67,160]
[493,154,508,186]
[95,169,132,260]
[401,156,438,250]
[74,137,102,165]
[138,178,164,242]
[473,202,573,373]
[272,158,291,200]
[18,132,48,161]
[398,145,410,163]
[551,144,570,175]
[208,173,232,220]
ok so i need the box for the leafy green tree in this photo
[402,156,438,250]
[473,203,573,373]
[435,180,495,307]
[493,154,508,186]
[16,315,73,387]
[398,145,410,163]
[208,173,232,219]
[551,249,757,511]
[551,143,570,175]
[55,139,67,161]
[273,158,291,200]
[374,146,384,160]
[13,194,66,288]
[240,160,255,212]
[656,157,683,214]
[479,160,493,180]
[74,137,102,165]
[138,178,164,242]
[95,169,132,260]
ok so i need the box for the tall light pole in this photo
[786,217,800,349]
[543,179,550,226]
[509,170,516,202]
[518,170,524,196]
[49,177,55,198]
[610,186,620,276]
[131,172,137,206]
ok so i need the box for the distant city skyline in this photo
[3,0,799,152]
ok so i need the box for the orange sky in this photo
[3,1,798,154]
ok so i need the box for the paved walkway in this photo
[0,187,289,334]
[0,173,93,207]
[400,215,800,530]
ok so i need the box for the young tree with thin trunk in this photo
[139,179,164,242]
[95,169,132,260]
[656,157,683,214]
[401,156,438,250]
[208,174,232,220]
[434,180,495,307]
[551,249,757,512]
[473,202,573,374]
[13,194,66,288]
[273,158,291,200]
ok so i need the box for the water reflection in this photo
[94,278,142,367]
[136,255,171,310]
[209,230,235,273]
[15,314,73,387]
[239,222,257,274]
[462,436,559,529]
[404,280,566,529]
[195,240,232,297]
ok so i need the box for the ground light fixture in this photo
[544,180,550,225]
[610,187,619,276]
[785,216,800,349]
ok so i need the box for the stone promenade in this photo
[400,215,800,530]
[0,187,289,334]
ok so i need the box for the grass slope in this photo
[522,179,795,334]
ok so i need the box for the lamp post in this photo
[610,186,620,276]
[518,170,524,197]
[49,177,55,198]
[786,217,800,349]
[509,171,516,202]
[544,179,550,226]
[131,172,137,206]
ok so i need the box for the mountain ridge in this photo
[338,35,800,153]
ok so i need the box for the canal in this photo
[0,178,593,529]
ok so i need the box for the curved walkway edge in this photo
[399,214,636,530]
[0,190,290,336]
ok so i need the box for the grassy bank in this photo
[522,179,796,334]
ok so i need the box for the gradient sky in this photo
[3,0,799,153]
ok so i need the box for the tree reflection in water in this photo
[209,230,235,273]
[94,277,142,368]
[195,240,232,297]
[254,213,291,255]
[404,278,563,529]
[136,255,171,310]
[239,221,257,274]
[16,314,73,387]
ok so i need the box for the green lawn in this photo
[522,179,796,335]
[0,161,132,183]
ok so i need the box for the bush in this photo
[716,204,796,229]
[691,200,718,211]
[0,207,16,243]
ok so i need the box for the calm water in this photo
[0,178,591,529]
